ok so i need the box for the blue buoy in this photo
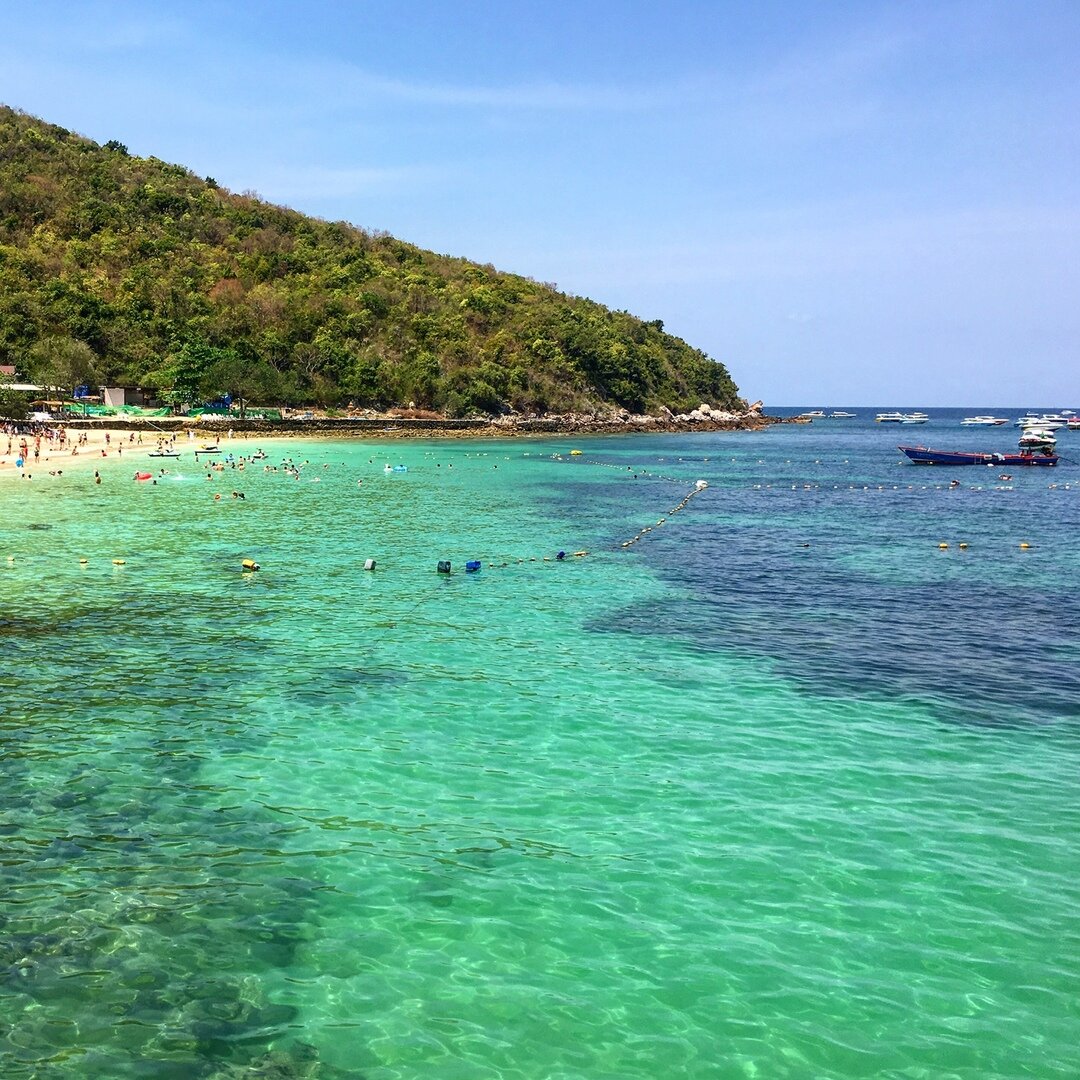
[437,560,452,574]
[465,560,481,573]
[556,551,566,561]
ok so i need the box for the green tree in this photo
[201,352,278,417]
[0,372,30,419]
[27,336,98,398]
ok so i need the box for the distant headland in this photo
[0,105,750,425]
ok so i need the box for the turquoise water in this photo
[2,422,1079,1078]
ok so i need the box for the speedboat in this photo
[876,412,907,423]
[148,450,181,458]
[1018,428,1056,448]
[797,410,826,420]
[1018,415,1066,430]
[899,413,929,424]
[960,415,1009,426]
[829,411,856,418]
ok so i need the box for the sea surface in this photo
[2,409,1079,1079]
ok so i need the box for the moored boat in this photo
[1018,428,1056,449]
[879,411,929,423]
[899,445,1058,466]
[1016,414,1067,429]
[960,415,1009,426]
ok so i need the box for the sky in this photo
[2,0,1078,406]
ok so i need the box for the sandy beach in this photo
[0,409,777,484]
[0,427,267,483]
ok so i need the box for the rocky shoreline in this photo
[60,403,781,439]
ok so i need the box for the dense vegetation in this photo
[0,105,741,416]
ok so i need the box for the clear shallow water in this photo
[2,418,1079,1079]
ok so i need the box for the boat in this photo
[829,411,856,418]
[899,445,1058,466]
[878,411,928,423]
[960,415,1009,426]
[1018,428,1056,448]
[797,410,826,420]
[148,451,181,458]
[1018,415,1067,430]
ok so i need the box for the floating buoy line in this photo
[552,452,691,485]
[619,480,708,549]
[7,449,1070,577]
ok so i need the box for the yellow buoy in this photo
[112,559,126,565]
[242,559,260,571]
[570,449,583,455]
[1019,542,1031,550]
[958,543,968,550]
[938,543,949,549]
[79,558,88,564]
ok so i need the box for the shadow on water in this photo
[0,603,361,1077]
[581,487,1080,729]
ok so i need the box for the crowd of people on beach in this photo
[0,425,160,480]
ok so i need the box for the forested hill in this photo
[0,105,741,416]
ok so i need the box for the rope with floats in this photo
[618,480,708,549]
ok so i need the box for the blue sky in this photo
[2,0,1078,406]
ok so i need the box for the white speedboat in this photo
[797,410,826,420]
[1018,415,1066,430]
[876,411,906,423]
[900,413,929,424]
[830,411,856,418]
[961,415,1009,426]
[1019,428,1057,448]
